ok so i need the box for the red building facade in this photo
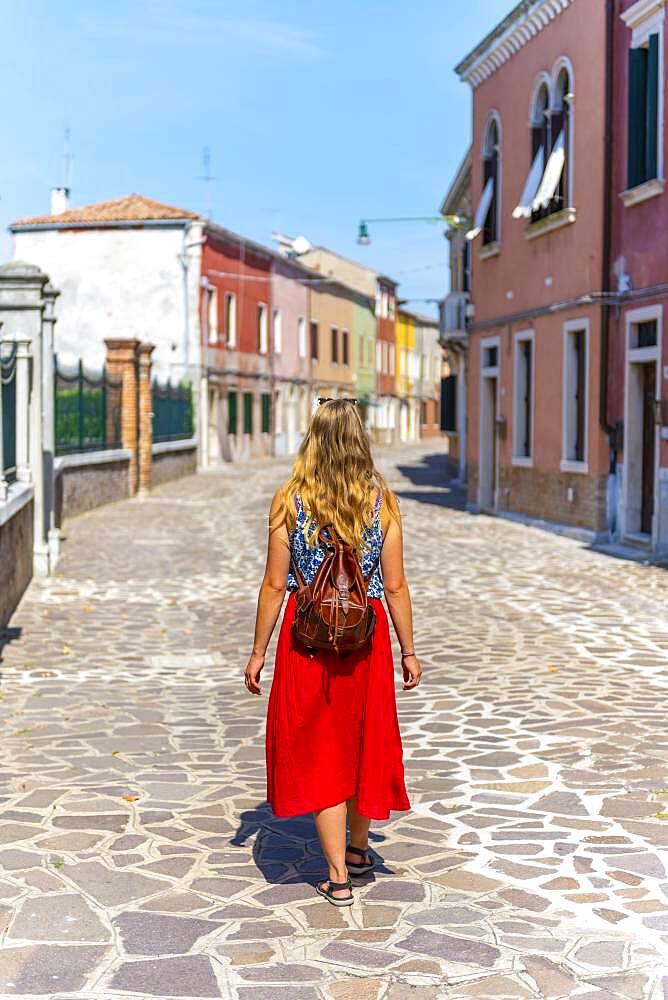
[608,0,668,553]
[457,0,610,536]
[200,225,275,463]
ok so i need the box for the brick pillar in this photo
[137,343,155,498]
[104,339,140,494]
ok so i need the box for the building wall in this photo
[12,224,203,383]
[469,1,607,325]
[415,320,443,439]
[608,0,668,468]
[352,297,376,404]
[309,285,354,396]
[467,304,607,531]
[300,248,377,298]
[465,1,609,532]
[201,231,273,462]
[609,0,668,534]
[271,261,311,455]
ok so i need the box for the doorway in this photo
[623,308,660,545]
[641,362,657,535]
[479,338,500,511]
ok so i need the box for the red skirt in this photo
[266,593,411,820]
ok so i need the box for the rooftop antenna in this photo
[62,126,73,190]
[198,146,215,219]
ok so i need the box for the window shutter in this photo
[483,153,497,245]
[441,375,457,432]
[628,45,648,188]
[228,391,238,436]
[243,392,253,435]
[646,33,659,181]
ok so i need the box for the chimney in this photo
[51,187,70,215]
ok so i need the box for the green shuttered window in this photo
[261,393,271,434]
[228,391,237,435]
[243,392,253,435]
[627,33,659,189]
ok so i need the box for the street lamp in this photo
[357,215,462,245]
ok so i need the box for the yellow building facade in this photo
[396,309,420,442]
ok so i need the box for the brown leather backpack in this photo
[290,524,380,655]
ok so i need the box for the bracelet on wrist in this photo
[401,650,416,658]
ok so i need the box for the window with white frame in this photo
[513,332,534,461]
[207,287,218,344]
[563,323,588,465]
[257,303,268,354]
[273,309,282,355]
[224,292,236,347]
[297,316,307,358]
[623,0,663,190]
[389,343,395,376]
[467,113,500,245]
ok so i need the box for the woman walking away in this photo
[243,398,421,905]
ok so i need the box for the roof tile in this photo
[11,194,200,228]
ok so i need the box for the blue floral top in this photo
[287,491,384,597]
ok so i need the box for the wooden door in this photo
[641,363,656,535]
[491,379,498,507]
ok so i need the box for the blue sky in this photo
[2,1,511,314]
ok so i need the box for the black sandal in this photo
[316,876,354,906]
[345,844,375,877]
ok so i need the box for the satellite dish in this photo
[292,235,312,256]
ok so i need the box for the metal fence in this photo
[54,357,123,456]
[152,380,194,443]
[1,342,17,480]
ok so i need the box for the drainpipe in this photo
[600,0,616,453]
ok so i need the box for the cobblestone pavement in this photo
[1,441,668,1000]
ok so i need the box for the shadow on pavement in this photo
[0,626,22,662]
[395,452,468,511]
[231,801,391,886]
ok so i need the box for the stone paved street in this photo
[2,441,668,999]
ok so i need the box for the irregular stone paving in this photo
[1,441,668,999]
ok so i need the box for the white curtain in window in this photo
[466,176,494,241]
[512,146,545,218]
[531,131,565,212]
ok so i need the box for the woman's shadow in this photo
[230,801,389,885]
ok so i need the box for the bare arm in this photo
[244,489,290,696]
[380,492,422,691]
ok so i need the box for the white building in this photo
[10,191,204,385]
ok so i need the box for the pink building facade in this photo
[270,258,312,456]
[456,0,611,537]
[608,0,668,553]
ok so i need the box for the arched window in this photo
[551,66,572,210]
[467,113,500,246]
[514,81,550,220]
[514,66,572,224]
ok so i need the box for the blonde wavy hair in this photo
[274,398,399,552]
